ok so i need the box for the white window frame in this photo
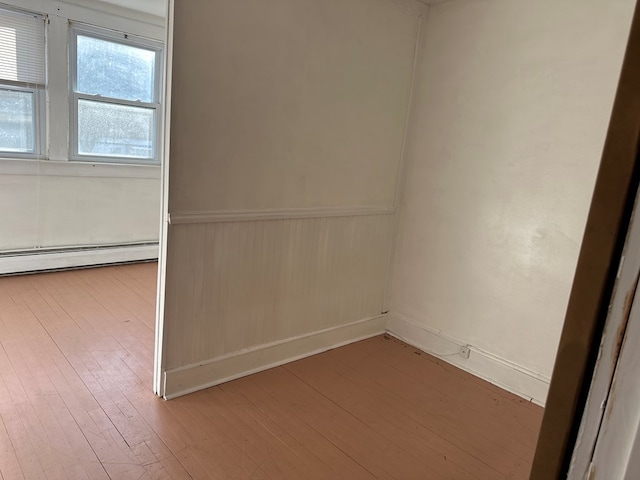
[0,6,46,159]
[69,23,163,165]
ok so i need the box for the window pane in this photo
[78,99,154,159]
[76,35,156,102]
[0,88,34,152]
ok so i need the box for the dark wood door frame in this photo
[530,1,640,477]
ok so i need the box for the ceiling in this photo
[97,0,167,17]
[97,0,454,18]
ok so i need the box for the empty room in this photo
[0,0,638,478]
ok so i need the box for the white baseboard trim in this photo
[163,315,386,399]
[0,243,159,275]
[386,313,550,406]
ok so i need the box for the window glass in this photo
[0,88,34,152]
[77,99,154,159]
[76,34,156,102]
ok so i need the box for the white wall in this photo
[161,0,423,398]
[389,0,634,402]
[0,163,160,251]
[0,0,164,258]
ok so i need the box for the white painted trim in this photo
[168,206,396,225]
[163,315,386,399]
[0,244,158,274]
[154,0,172,397]
[386,313,550,406]
[0,158,161,178]
[163,311,550,402]
[46,14,70,162]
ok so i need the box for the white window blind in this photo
[0,7,45,86]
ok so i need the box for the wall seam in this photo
[381,6,430,313]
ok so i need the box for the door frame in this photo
[153,0,175,398]
[587,225,640,477]
[567,184,640,478]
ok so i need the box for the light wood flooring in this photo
[0,263,543,479]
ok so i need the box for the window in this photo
[0,6,45,156]
[70,25,162,164]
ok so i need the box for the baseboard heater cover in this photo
[0,243,159,275]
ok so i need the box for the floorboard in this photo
[0,263,543,479]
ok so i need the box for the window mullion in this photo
[47,15,70,161]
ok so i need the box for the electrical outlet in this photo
[459,346,470,359]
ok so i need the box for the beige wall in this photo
[161,0,422,396]
[390,0,634,384]
[168,0,418,212]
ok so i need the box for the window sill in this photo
[0,157,161,179]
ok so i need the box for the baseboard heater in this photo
[0,242,159,275]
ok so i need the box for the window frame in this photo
[69,23,163,165]
[0,6,46,159]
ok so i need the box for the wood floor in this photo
[0,263,543,479]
